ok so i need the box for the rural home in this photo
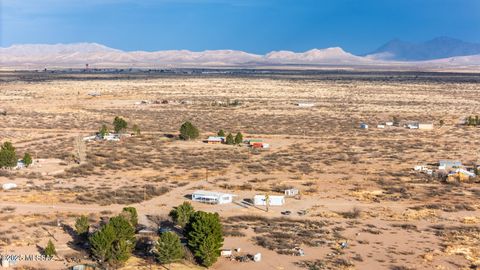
[385,121,394,126]
[254,195,285,206]
[206,136,225,144]
[191,190,235,204]
[377,124,385,129]
[284,188,299,196]
[439,160,463,170]
[360,123,368,129]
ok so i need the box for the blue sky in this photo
[1,0,479,54]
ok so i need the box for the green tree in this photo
[155,232,185,267]
[108,216,136,244]
[90,223,116,263]
[75,215,90,240]
[234,132,243,145]
[225,133,234,145]
[99,124,109,138]
[186,211,223,267]
[179,121,199,140]
[44,239,57,257]
[89,215,136,266]
[217,130,225,137]
[111,239,132,267]
[22,152,33,167]
[121,207,138,228]
[132,124,141,135]
[169,202,195,228]
[113,116,128,133]
[0,142,17,169]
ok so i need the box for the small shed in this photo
[220,249,233,257]
[253,253,262,262]
[377,124,385,129]
[2,183,17,190]
[284,188,299,197]
[360,123,368,129]
[191,190,235,204]
[254,195,285,206]
[15,160,25,169]
[385,122,393,126]
[295,102,315,108]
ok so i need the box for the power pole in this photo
[265,193,270,212]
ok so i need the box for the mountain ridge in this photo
[1,40,480,68]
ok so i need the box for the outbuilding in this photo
[360,123,369,129]
[284,188,299,197]
[295,102,315,108]
[191,190,235,204]
[2,183,17,190]
[254,195,285,206]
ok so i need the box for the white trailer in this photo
[192,190,235,204]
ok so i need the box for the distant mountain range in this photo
[367,37,480,61]
[1,37,480,69]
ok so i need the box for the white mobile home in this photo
[254,195,285,206]
[191,190,235,204]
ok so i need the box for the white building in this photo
[385,122,394,126]
[284,188,299,197]
[295,102,315,108]
[439,160,462,170]
[377,124,385,129]
[220,249,233,257]
[2,183,17,190]
[191,190,235,204]
[254,195,285,206]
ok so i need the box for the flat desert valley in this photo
[0,70,480,270]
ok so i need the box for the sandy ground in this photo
[0,71,479,270]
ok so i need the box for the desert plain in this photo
[0,70,479,270]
